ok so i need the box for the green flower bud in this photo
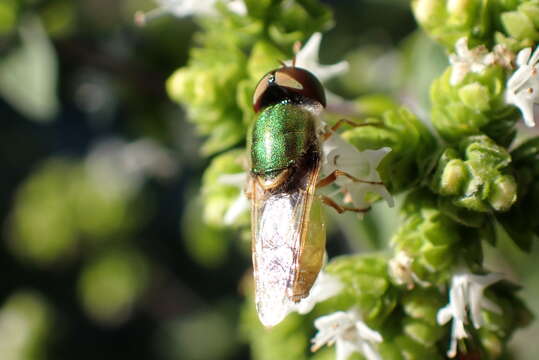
[201,149,248,227]
[496,2,539,51]
[325,255,397,327]
[379,335,444,360]
[342,106,437,194]
[401,288,446,326]
[430,65,518,146]
[473,283,533,359]
[167,47,248,155]
[478,329,503,359]
[391,190,461,284]
[412,0,490,48]
[431,135,517,213]
[402,318,444,347]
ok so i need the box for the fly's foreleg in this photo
[321,119,379,140]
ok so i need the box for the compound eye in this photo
[275,67,326,108]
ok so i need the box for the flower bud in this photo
[431,65,518,145]
[412,0,490,48]
[391,190,460,284]
[431,135,517,213]
[325,255,397,327]
[498,2,539,51]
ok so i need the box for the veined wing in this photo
[250,159,325,327]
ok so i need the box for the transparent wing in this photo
[250,162,324,327]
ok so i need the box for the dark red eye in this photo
[252,67,326,113]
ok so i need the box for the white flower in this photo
[449,37,514,85]
[217,172,250,225]
[261,269,342,327]
[388,251,430,289]
[505,45,539,127]
[321,131,394,213]
[292,271,343,315]
[437,269,504,358]
[286,33,349,83]
[311,308,383,360]
[135,0,246,25]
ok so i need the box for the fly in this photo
[248,64,374,327]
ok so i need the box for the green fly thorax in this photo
[249,102,320,181]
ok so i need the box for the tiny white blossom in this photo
[135,0,246,25]
[388,251,430,289]
[311,308,383,360]
[505,45,539,127]
[286,33,349,83]
[321,131,394,213]
[437,269,504,358]
[292,271,343,315]
[217,172,250,225]
[449,37,514,85]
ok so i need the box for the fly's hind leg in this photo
[317,169,383,188]
[316,170,372,214]
[319,195,370,214]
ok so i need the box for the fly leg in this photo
[318,119,385,214]
[316,170,372,214]
[317,169,383,187]
[319,194,370,214]
[321,119,378,140]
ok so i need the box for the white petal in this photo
[286,32,349,83]
[361,342,383,360]
[335,339,356,360]
[355,321,383,343]
[529,46,539,66]
[223,192,249,225]
[517,47,532,67]
[294,272,343,314]
[437,305,454,325]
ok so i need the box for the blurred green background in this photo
[0,0,537,359]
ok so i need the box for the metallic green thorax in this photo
[250,102,317,176]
